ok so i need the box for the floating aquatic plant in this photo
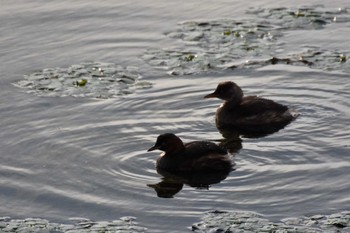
[14,61,152,98]
[295,49,349,71]
[247,5,350,30]
[143,5,350,76]
[192,210,350,232]
[145,46,350,75]
[339,54,347,63]
[143,48,216,76]
[0,216,147,232]
[184,54,197,62]
[74,79,88,87]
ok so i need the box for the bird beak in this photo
[204,92,217,98]
[147,145,160,152]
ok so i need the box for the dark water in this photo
[1,1,350,232]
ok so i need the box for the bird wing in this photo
[238,96,288,117]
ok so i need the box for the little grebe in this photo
[148,133,233,173]
[204,81,298,137]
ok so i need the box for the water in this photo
[1,1,350,232]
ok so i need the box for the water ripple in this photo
[3,66,350,225]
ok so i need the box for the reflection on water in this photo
[148,168,233,198]
[1,1,350,233]
[217,137,243,154]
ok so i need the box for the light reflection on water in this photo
[1,68,349,231]
[4,67,350,231]
[1,1,350,232]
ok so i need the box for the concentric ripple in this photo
[3,64,350,232]
[2,1,350,233]
[197,66,350,218]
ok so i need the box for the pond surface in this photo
[1,1,350,232]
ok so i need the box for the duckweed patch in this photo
[14,62,152,98]
[192,210,350,233]
[0,216,146,233]
[143,5,350,75]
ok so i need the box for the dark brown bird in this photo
[148,133,233,173]
[204,81,298,138]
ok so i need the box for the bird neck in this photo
[225,98,241,108]
[164,141,185,156]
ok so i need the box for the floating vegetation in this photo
[143,5,350,76]
[184,54,197,62]
[339,54,347,63]
[143,19,277,75]
[221,48,350,72]
[143,49,215,76]
[166,19,278,47]
[0,211,349,232]
[145,47,350,75]
[192,210,350,233]
[74,79,88,87]
[247,6,350,30]
[14,62,152,98]
[0,216,147,233]
[297,49,349,71]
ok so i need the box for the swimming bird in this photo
[147,133,233,173]
[204,81,298,138]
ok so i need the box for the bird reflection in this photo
[216,136,242,154]
[147,176,183,198]
[148,167,233,198]
[218,127,285,139]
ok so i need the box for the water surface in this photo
[1,1,350,232]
